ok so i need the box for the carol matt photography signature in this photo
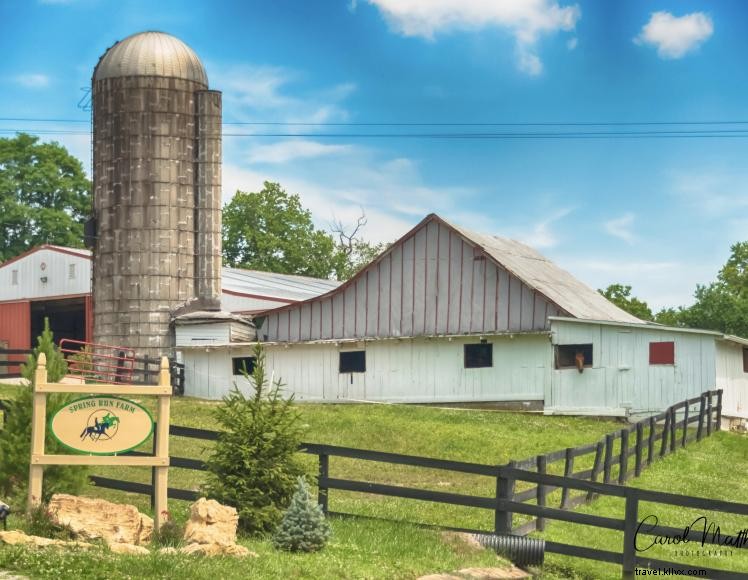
[635,515,748,552]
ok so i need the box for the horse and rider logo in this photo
[80,410,120,442]
[51,396,153,455]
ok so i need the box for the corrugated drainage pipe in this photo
[473,534,545,567]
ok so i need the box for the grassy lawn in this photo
[2,383,746,579]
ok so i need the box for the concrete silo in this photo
[91,31,222,357]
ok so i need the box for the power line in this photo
[6,128,748,140]
[5,116,748,127]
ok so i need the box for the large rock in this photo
[183,498,238,546]
[48,494,153,545]
[0,530,93,550]
[180,542,256,558]
[108,542,150,556]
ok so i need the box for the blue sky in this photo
[2,0,747,310]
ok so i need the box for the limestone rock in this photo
[0,530,93,550]
[183,498,238,546]
[158,547,179,555]
[456,567,531,579]
[108,542,150,556]
[179,542,256,558]
[48,494,153,545]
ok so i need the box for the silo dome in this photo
[94,31,208,85]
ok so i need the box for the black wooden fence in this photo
[0,348,32,379]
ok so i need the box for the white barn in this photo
[177,214,746,420]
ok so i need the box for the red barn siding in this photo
[0,301,31,349]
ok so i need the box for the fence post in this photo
[696,394,706,441]
[150,424,157,510]
[634,423,643,477]
[536,455,547,531]
[495,461,515,534]
[647,416,656,467]
[622,492,640,579]
[603,434,614,484]
[706,393,713,437]
[619,429,628,484]
[561,449,574,509]
[318,454,329,514]
[716,389,723,431]
[659,411,670,457]
[669,407,677,453]
[681,404,689,448]
[588,441,604,502]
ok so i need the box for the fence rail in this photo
[0,348,32,379]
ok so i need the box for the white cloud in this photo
[14,74,50,88]
[516,208,572,249]
[366,0,580,75]
[604,212,635,244]
[211,65,355,125]
[670,169,748,218]
[247,140,352,164]
[634,11,713,59]
[566,37,577,50]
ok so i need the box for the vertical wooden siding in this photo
[261,220,563,342]
[716,340,748,419]
[0,301,31,349]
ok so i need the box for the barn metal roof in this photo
[222,268,341,302]
[443,216,644,324]
[94,31,208,85]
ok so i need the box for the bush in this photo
[152,511,184,548]
[272,476,331,552]
[25,502,74,540]
[0,319,88,505]
[202,343,304,535]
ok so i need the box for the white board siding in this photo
[716,340,748,419]
[260,221,563,342]
[175,322,230,346]
[547,320,716,415]
[180,334,550,402]
[0,248,91,302]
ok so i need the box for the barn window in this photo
[340,350,366,373]
[464,343,493,368]
[555,344,593,369]
[69,264,76,279]
[11,270,18,285]
[743,348,748,373]
[649,341,675,365]
[231,356,256,376]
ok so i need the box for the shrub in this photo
[152,511,184,548]
[272,476,331,552]
[0,319,88,504]
[202,343,304,535]
[25,502,74,540]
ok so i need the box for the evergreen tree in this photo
[272,476,331,553]
[0,319,88,504]
[202,343,304,534]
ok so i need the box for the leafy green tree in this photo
[0,133,91,261]
[202,343,304,534]
[677,242,748,337]
[222,182,340,279]
[272,476,331,552]
[0,319,88,504]
[598,284,654,321]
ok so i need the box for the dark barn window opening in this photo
[232,356,256,376]
[555,344,593,370]
[464,343,493,368]
[340,350,366,373]
[743,348,748,373]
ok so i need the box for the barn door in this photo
[337,349,366,401]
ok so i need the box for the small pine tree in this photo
[0,319,88,505]
[202,343,304,535]
[272,476,331,552]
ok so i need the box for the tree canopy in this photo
[0,133,91,261]
[222,181,384,280]
[598,284,654,321]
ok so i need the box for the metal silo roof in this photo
[94,31,208,85]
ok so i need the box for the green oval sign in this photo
[50,396,154,455]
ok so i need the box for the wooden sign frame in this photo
[28,352,172,530]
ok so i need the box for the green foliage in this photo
[221,181,387,281]
[272,476,330,552]
[152,513,185,548]
[222,182,339,279]
[0,319,88,504]
[25,502,74,540]
[0,133,91,261]
[202,343,304,535]
[598,283,654,321]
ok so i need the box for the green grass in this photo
[2,384,746,579]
